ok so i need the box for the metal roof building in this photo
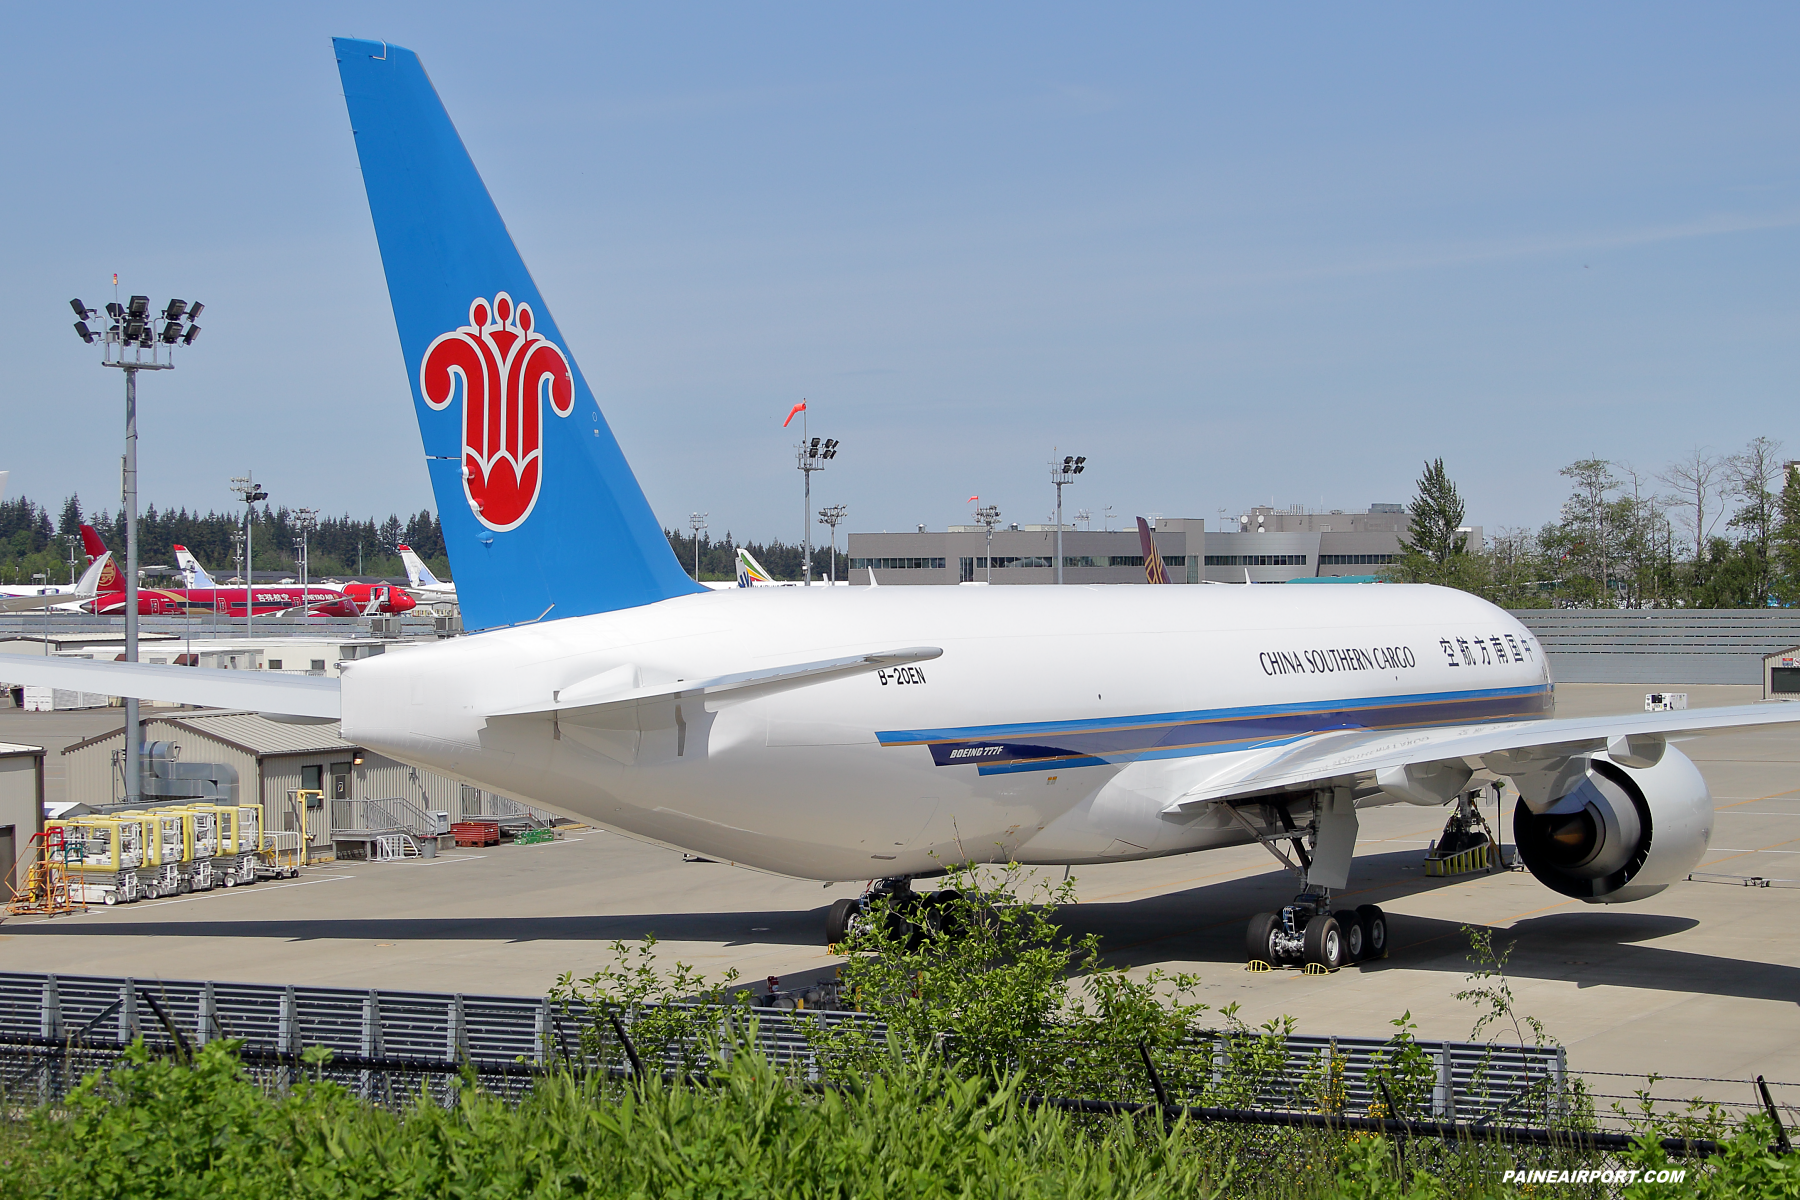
[0,741,44,898]
[848,513,1424,586]
[60,711,548,860]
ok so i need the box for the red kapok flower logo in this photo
[420,292,575,532]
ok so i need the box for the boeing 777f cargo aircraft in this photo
[12,38,1800,970]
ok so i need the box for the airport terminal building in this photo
[848,506,1480,586]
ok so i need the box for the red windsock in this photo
[783,401,807,428]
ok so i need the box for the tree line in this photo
[0,489,848,588]
[0,493,447,585]
[662,529,849,583]
[1392,438,1798,608]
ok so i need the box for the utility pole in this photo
[69,287,202,804]
[688,511,708,581]
[974,503,1000,583]
[1048,451,1086,585]
[818,504,846,584]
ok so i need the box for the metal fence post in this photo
[534,999,550,1067]
[1434,1046,1455,1121]
[361,990,379,1098]
[1553,1045,1567,1123]
[41,976,61,1041]
[122,979,138,1043]
[279,984,298,1089]
[198,981,216,1046]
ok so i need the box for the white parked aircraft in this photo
[397,543,455,603]
[11,39,1800,969]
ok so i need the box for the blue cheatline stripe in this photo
[872,683,1554,776]
[875,683,1550,746]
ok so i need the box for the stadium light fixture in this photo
[688,511,708,582]
[1049,449,1087,584]
[230,474,266,639]
[793,409,840,586]
[67,278,204,804]
[817,503,847,584]
[973,502,1002,583]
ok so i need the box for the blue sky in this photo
[5,5,1797,544]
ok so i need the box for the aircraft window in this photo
[1204,555,1309,567]
[848,558,947,570]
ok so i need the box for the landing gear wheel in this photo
[1332,909,1364,962]
[825,897,860,946]
[923,889,964,939]
[1246,912,1281,965]
[1355,904,1388,959]
[1303,915,1346,970]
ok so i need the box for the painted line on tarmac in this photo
[1699,836,1800,870]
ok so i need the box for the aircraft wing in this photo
[1163,702,1800,811]
[0,592,73,613]
[488,646,943,723]
[0,654,340,719]
[0,552,112,612]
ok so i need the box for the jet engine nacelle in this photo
[1511,745,1711,904]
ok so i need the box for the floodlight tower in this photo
[1048,451,1086,584]
[795,428,839,585]
[688,512,708,582]
[817,504,847,584]
[68,288,203,803]
[974,503,1001,583]
[229,473,268,638]
[292,508,319,609]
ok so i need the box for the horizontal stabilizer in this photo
[1165,702,1800,811]
[0,654,340,719]
[490,647,943,721]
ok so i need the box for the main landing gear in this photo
[825,877,965,948]
[1246,895,1387,970]
[1229,788,1386,971]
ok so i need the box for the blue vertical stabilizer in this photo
[333,38,703,629]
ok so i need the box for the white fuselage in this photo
[338,584,1551,881]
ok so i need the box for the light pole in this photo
[818,504,847,584]
[1048,451,1085,584]
[293,508,318,616]
[974,503,1000,583]
[688,511,708,582]
[225,528,244,639]
[69,288,202,804]
[33,573,49,655]
[64,534,81,586]
[229,474,268,639]
[795,427,839,585]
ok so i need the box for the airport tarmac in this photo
[0,683,1795,1115]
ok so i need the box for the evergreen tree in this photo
[56,494,83,540]
[1391,458,1469,585]
[1772,466,1800,607]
